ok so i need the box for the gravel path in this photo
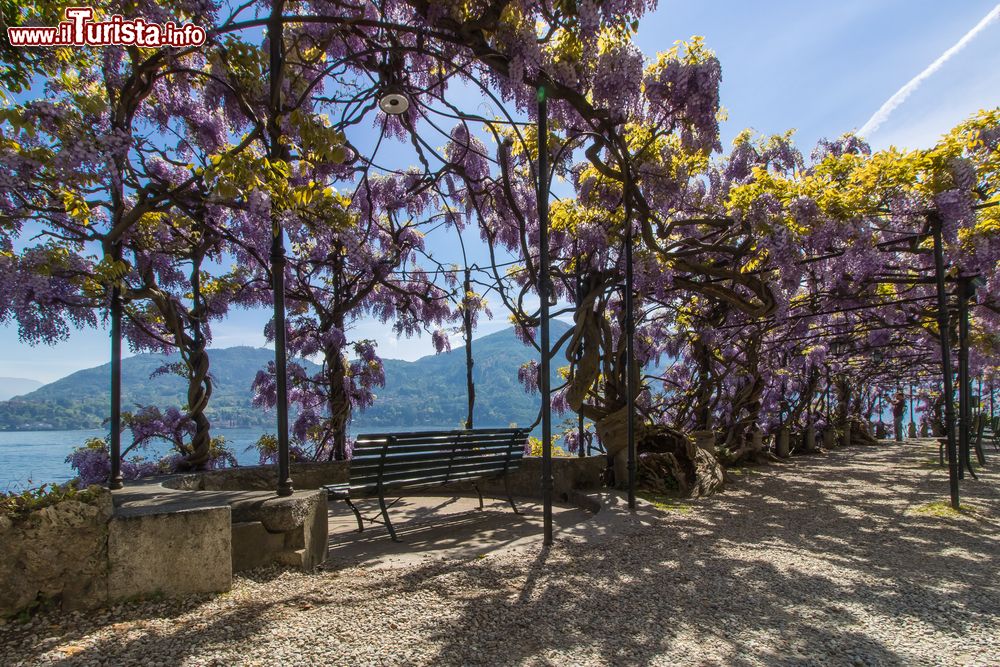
[2,440,998,666]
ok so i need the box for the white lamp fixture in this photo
[378,86,410,115]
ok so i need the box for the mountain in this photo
[364,321,570,428]
[0,324,569,431]
[0,347,308,431]
[0,377,43,402]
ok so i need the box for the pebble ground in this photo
[2,439,997,666]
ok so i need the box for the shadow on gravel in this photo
[0,595,279,667]
[354,442,999,666]
[3,443,995,666]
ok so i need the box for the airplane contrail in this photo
[858,3,1000,138]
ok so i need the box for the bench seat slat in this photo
[352,438,523,459]
[346,467,513,495]
[352,437,521,450]
[356,428,521,441]
[351,447,521,466]
[349,458,522,486]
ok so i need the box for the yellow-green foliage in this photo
[637,491,693,514]
[911,500,981,518]
[527,436,571,457]
[728,108,1000,225]
[1,482,105,524]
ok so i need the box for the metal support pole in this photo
[624,200,636,510]
[958,278,985,469]
[464,268,475,430]
[957,279,968,477]
[958,277,970,477]
[108,242,124,490]
[909,385,914,426]
[977,375,982,421]
[272,230,293,497]
[576,271,585,458]
[269,5,293,497]
[537,85,553,545]
[931,214,960,509]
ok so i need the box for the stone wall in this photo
[469,455,607,501]
[160,455,605,500]
[0,491,113,617]
[163,461,347,492]
[108,505,233,601]
[2,480,331,619]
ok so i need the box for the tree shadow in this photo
[347,443,999,665]
[2,443,995,666]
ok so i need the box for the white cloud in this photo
[858,4,1000,139]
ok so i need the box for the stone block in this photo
[803,426,817,452]
[231,521,287,572]
[229,491,328,572]
[108,505,232,601]
[0,491,112,617]
[776,428,790,457]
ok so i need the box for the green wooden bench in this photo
[324,428,528,541]
[975,413,1000,453]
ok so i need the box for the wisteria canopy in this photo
[1,0,998,496]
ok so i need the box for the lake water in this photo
[0,424,488,491]
[0,427,267,492]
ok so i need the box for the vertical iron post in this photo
[958,276,970,477]
[909,385,914,426]
[537,85,553,545]
[990,378,995,420]
[977,375,982,419]
[272,229,293,497]
[464,267,475,429]
[108,242,124,490]
[576,270,585,457]
[931,214,960,509]
[269,5,293,497]
[625,219,636,511]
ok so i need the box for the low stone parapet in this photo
[113,481,329,577]
[0,490,113,617]
[476,455,606,500]
[108,504,232,601]
[162,460,347,491]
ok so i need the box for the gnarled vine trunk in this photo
[566,282,725,497]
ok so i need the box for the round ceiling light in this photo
[378,90,410,115]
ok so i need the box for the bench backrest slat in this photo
[348,428,527,492]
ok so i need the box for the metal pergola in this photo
[98,8,995,541]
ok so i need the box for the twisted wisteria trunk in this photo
[566,285,724,497]
[184,257,213,466]
[325,345,351,461]
[135,254,214,467]
[834,375,878,446]
[720,339,767,464]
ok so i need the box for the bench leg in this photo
[504,475,520,515]
[472,482,484,510]
[378,491,401,542]
[344,498,364,533]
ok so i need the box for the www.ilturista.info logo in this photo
[6,7,207,48]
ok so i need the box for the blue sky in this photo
[3,0,999,383]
